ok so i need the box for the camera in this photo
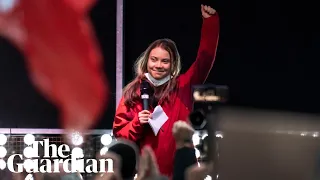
[189,84,228,130]
[189,84,228,179]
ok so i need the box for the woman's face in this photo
[147,47,171,80]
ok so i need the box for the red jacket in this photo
[113,14,220,177]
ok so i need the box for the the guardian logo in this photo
[1,138,113,180]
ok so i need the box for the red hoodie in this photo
[113,14,220,177]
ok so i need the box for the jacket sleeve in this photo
[112,97,144,142]
[180,14,220,86]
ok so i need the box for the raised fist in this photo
[201,4,216,18]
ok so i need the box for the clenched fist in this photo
[201,4,216,18]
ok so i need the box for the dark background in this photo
[0,0,318,129]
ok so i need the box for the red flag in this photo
[0,0,108,134]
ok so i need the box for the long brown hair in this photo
[123,39,182,107]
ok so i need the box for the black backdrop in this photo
[124,0,319,113]
[0,0,318,129]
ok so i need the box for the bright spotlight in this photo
[23,147,36,158]
[0,146,7,158]
[24,134,35,145]
[101,134,112,146]
[70,132,83,146]
[100,147,109,156]
[0,159,6,170]
[0,134,7,145]
[300,132,307,136]
[192,134,200,146]
[71,147,84,158]
[313,132,319,137]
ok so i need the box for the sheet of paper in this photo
[148,105,168,136]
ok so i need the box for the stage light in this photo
[300,132,307,136]
[192,133,200,146]
[0,146,7,158]
[101,134,112,146]
[70,131,83,146]
[100,147,109,156]
[23,146,36,158]
[72,147,84,158]
[313,132,319,137]
[0,159,6,170]
[0,134,7,145]
[24,134,35,145]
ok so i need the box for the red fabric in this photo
[113,15,220,177]
[0,0,108,133]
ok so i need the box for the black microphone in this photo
[140,80,150,110]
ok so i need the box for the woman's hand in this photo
[201,4,216,18]
[138,110,151,124]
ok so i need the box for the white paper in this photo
[148,105,168,136]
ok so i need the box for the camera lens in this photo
[189,110,206,130]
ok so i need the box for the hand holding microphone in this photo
[139,80,165,132]
[138,110,151,124]
[139,80,152,124]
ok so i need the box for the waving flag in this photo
[0,0,108,134]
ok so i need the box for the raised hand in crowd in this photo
[136,146,162,180]
[172,120,195,149]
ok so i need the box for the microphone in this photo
[140,80,164,132]
[140,80,150,110]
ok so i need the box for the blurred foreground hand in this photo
[0,0,108,136]
[136,146,168,180]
